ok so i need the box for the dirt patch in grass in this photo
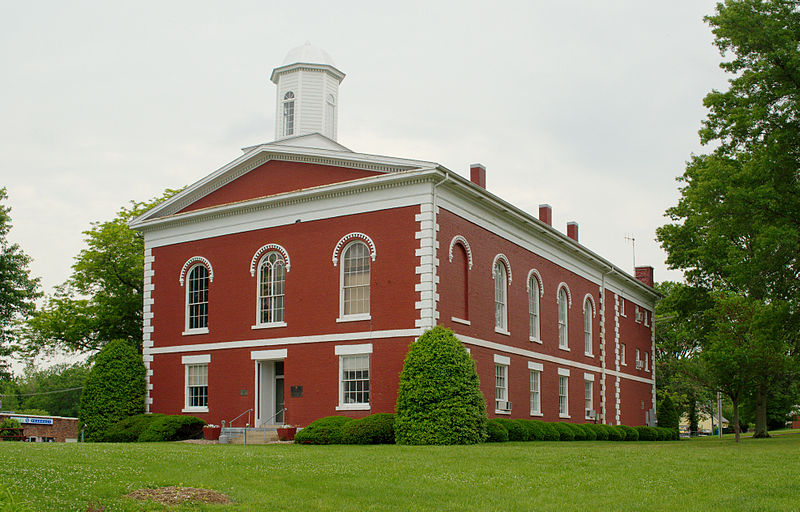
[126,486,230,505]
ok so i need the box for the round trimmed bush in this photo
[635,425,658,441]
[341,413,396,444]
[605,425,628,441]
[79,339,146,442]
[294,416,353,445]
[486,419,509,442]
[586,424,608,441]
[103,414,165,442]
[564,423,587,440]
[138,415,205,442]
[519,420,545,441]
[618,425,638,441]
[579,424,597,441]
[494,418,525,441]
[395,327,487,445]
[552,422,575,441]
[538,422,561,441]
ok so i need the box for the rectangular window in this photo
[636,348,642,369]
[559,375,569,417]
[620,343,627,366]
[644,310,650,327]
[530,370,541,415]
[341,354,369,405]
[335,344,372,410]
[644,352,649,372]
[635,305,643,323]
[584,380,593,419]
[182,354,210,413]
[494,355,510,413]
[620,296,626,317]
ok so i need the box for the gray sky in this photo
[2,0,728,299]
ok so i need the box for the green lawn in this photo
[1,434,798,511]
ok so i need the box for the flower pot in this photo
[203,425,221,441]
[276,426,297,441]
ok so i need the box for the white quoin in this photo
[270,43,346,142]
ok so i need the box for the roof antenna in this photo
[624,235,636,270]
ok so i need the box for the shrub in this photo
[634,426,658,441]
[395,327,487,445]
[579,424,597,441]
[138,415,205,442]
[517,420,545,441]
[103,414,164,442]
[79,339,146,442]
[341,413,396,445]
[606,425,625,441]
[564,423,586,441]
[537,422,560,441]
[552,422,575,441]
[494,418,525,441]
[486,419,509,443]
[294,416,353,445]
[617,425,638,441]
[586,423,608,441]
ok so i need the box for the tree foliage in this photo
[24,189,181,354]
[78,339,146,441]
[0,362,89,417]
[656,0,800,437]
[0,188,41,379]
[395,326,487,445]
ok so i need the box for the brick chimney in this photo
[538,204,552,226]
[635,266,654,288]
[567,222,579,242]
[470,163,486,189]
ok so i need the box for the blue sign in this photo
[11,416,53,425]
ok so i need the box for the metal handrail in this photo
[261,408,287,426]
[226,408,254,428]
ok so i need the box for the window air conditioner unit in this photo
[496,400,513,412]
[586,410,596,420]
[636,360,643,370]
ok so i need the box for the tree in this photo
[7,362,90,417]
[24,189,181,355]
[657,0,800,437]
[78,339,146,441]
[0,188,41,380]
[395,326,487,445]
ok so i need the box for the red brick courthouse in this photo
[130,44,659,429]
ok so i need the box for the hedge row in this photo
[293,414,679,445]
[103,414,205,442]
[486,419,679,442]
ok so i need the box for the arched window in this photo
[341,241,370,317]
[258,252,286,325]
[283,91,295,136]
[325,93,336,137]
[494,261,508,331]
[528,276,540,341]
[583,299,593,355]
[186,264,209,331]
[451,242,469,322]
[558,287,569,349]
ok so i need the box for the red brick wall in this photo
[179,160,381,214]
[149,206,419,426]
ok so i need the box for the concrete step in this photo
[219,427,279,445]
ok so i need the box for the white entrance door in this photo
[257,360,285,426]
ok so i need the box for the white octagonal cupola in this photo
[270,43,345,142]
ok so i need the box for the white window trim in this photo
[557,284,571,351]
[337,240,372,322]
[529,362,542,416]
[558,371,570,418]
[335,345,372,411]
[584,379,594,420]
[494,356,510,415]
[451,316,471,325]
[620,343,627,366]
[493,259,509,333]
[250,349,288,360]
[183,263,210,336]
[182,354,210,413]
[620,296,627,317]
[252,321,288,330]
[254,250,287,329]
[583,298,593,357]
[528,272,542,343]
